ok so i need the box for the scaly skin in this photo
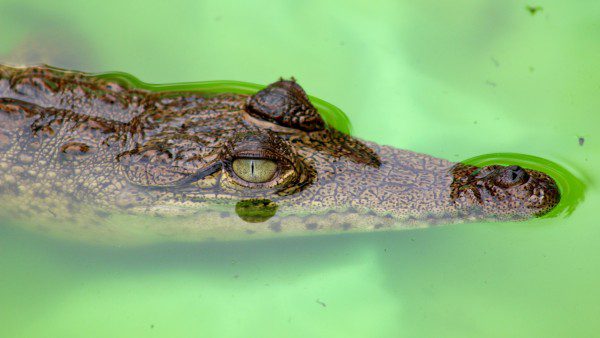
[0,65,560,245]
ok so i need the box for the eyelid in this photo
[232,150,286,162]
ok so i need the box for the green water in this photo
[1,0,599,337]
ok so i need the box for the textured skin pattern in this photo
[0,65,560,244]
[246,79,325,131]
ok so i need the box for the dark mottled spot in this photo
[306,223,318,230]
[235,199,278,223]
[32,124,55,138]
[0,131,10,148]
[324,209,337,217]
[34,190,48,199]
[374,223,384,229]
[269,222,282,233]
[579,137,585,146]
[28,140,41,150]
[60,141,93,161]
[94,210,110,218]
[425,213,437,221]
[220,211,230,218]
[30,204,43,213]
[341,223,352,231]
[346,206,358,214]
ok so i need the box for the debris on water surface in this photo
[579,137,585,146]
[485,80,497,88]
[526,5,543,15]
[316,299,327,307]
[491,57,500,67]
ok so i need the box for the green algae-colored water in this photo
[1,0,599,337]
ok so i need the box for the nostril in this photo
[494,165,529,187]
[506,166,528,184]
[510,169,520,181]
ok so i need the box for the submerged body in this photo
[0,65,560,244]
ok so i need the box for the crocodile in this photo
[0,65,560,244]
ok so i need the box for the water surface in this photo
[0,0,599,337]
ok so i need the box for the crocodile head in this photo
[0,66,561,243]
[113,79,560,237]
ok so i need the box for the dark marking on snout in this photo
[268,221,282,233]
[306,223,318,230]
[0,131,11,149]
[60,141,94,162]
[34,190,48,199]
[94,210,110,218]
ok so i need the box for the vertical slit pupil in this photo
[251,160,255,176]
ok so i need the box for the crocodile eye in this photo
[222,131,314,193]
[232,158,278,183]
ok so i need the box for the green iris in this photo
[232,158,278,183]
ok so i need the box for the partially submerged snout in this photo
[450,163,560,219]
[275,140,562,231]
